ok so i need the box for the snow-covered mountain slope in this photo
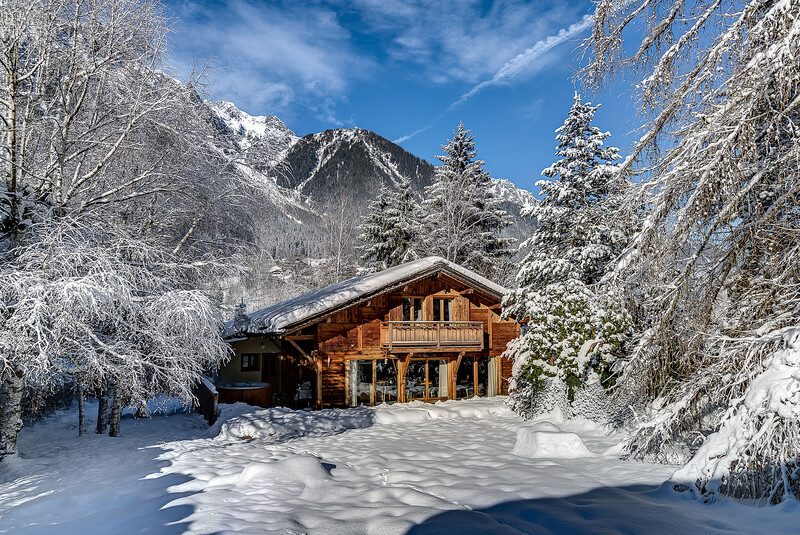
[208,101,299,168]
[275,127,434,205]
[489,178,538,243]
[490,178,537,212]
[272,126,537,239]
[199,97,537,257]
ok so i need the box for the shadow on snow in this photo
[407,483,761,535]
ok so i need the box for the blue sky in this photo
[164,0,642,194]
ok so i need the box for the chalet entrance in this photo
[405,358,448,401]
[455,355,496,398]
[350,359,399,406]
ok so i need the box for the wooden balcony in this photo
[380,321,484,352]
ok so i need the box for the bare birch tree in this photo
[0,0,241,458]
[320,195,359,285]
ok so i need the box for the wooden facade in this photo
[222,262,520,409]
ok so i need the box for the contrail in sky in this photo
[393,14,593,145]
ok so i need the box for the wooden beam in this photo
[287,339,323,410]
[285,334,315,341]
[397,354,411,402]
[488,303,502,311]
[287,339,314,365]
[458,288,474,295]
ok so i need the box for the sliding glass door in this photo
[456,355,496,398]
[349,359,398,407]
[405,358,448,401]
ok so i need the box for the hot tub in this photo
[217,382,272,408]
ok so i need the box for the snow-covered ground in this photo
[1,398,797,534]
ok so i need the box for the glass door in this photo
[456,355,496,398]
[456,356,475,398]
[375,359,398,403]
[405,358,448,401]
[405,360,427,400]
[350,359,398,407]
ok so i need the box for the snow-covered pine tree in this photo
[389,175,422,265]
[421,122,514,279]
[358,177,420,272]
[502,93,633,419]
[584,0,800,503]
[358,182,395,272]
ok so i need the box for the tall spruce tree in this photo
[358,183,395,272]
[421,122,513,278]
[387,175,422,265]
[503,94,633,418]
[358,177,420,272]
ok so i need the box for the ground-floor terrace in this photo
[347,353,502,407]
[216,337,512,409]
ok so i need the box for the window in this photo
[241,353,260,372]
[402,297,423,321]
[433,298,452,321]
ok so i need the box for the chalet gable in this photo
[230,256,506,337]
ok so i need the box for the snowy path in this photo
[1,398,797,534]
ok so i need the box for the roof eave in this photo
[270,263,506,336]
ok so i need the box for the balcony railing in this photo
[380,321,484,351]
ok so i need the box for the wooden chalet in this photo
[218,257,520,409]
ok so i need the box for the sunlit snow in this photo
[2,398,797,534]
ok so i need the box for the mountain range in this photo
[205,100,537,259]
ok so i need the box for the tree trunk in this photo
[108,382,122,437]
[0,368,25,460]
[96,387,109,434]
[76,382,86,436]
[3,44,20,245]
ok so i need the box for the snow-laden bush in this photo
[505,280,631,416]
[570,373,613,423]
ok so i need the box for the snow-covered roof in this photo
[230,256,507,336]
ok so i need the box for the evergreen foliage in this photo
[503,94,634,418]
[420,122,514,279]
[585,0,800,503]
[359,183,394,272]
[358,176,420,272]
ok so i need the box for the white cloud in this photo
[393,10,592,144]
[453,15,592,106]
[346,0,586,84]
[166,0,591,128]
[167,0,373,119]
